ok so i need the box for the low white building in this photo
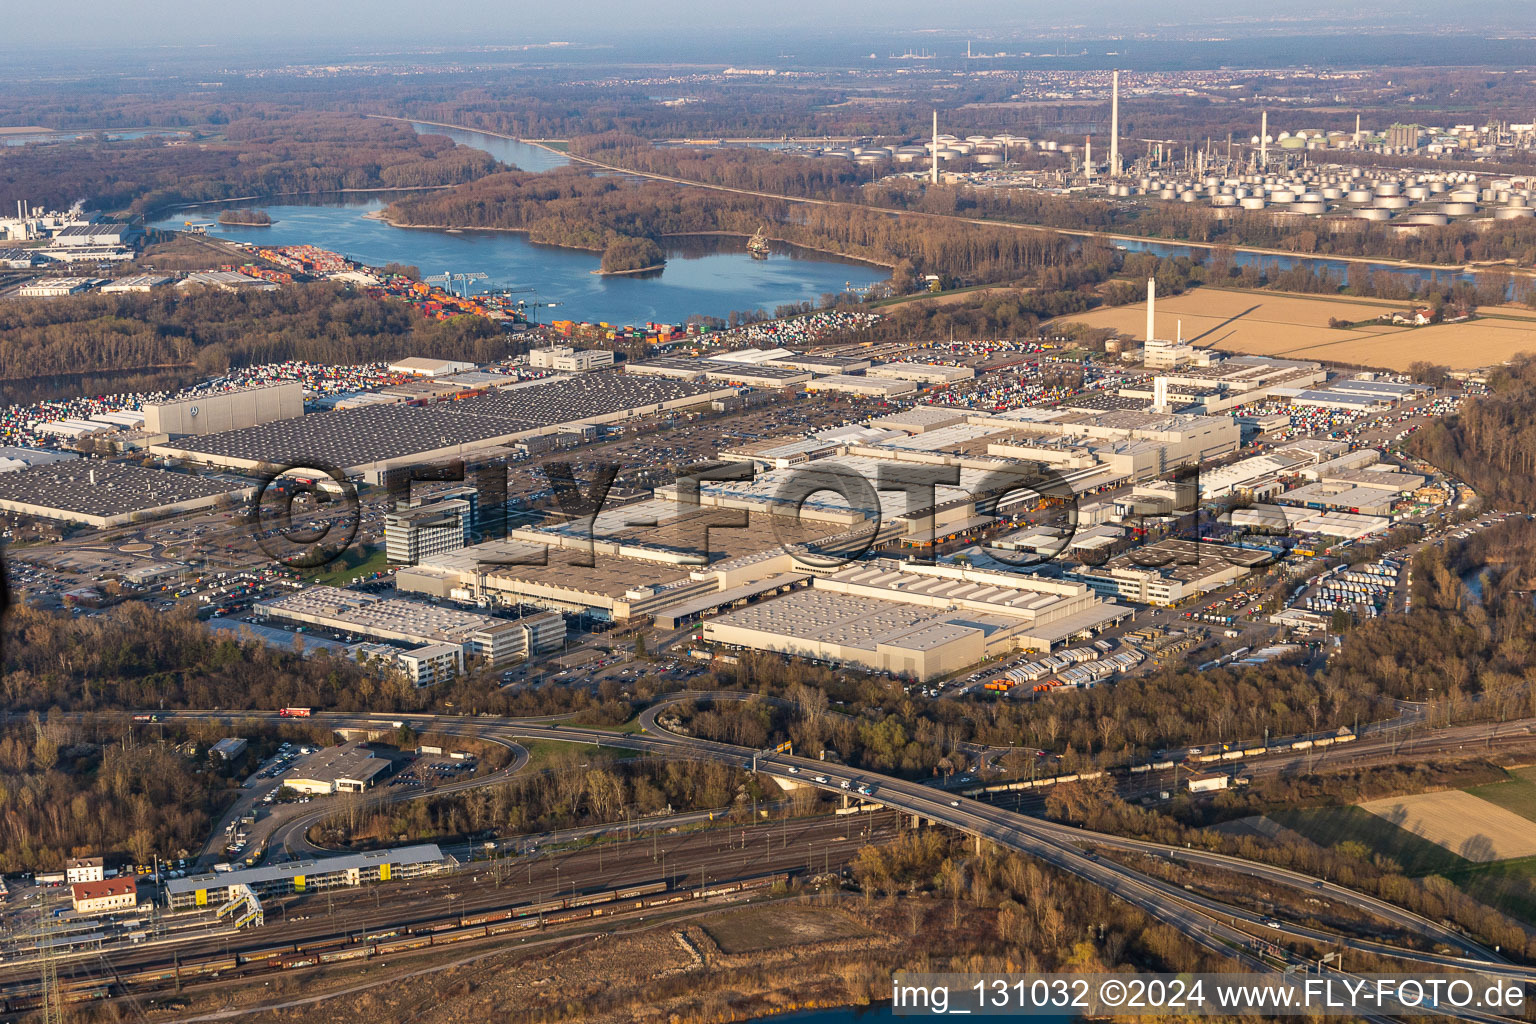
[65,856,104,885]
[71,877,137,914]
[528,346,615,373]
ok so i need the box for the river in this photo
[145,124,888,327]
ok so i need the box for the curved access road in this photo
[147,707,1523,994]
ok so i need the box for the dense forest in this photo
[1412,357,1536,509]
[0,114,499,216]
[0,282,508,384]
[0,717,233,872]
[321,752,751,848]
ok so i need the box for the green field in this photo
[1466,767,1536,824]
[517,738,638,773]
[300,544,391,587]
[1269,802,1536,925]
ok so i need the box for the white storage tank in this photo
[974,153,1003,165]
[1271,190,1296,203]
[1374,195,1410,209]
[1211,194,1238,207]
[1399,212,1448,226]
[1496,206,1535,219]
[1440,202,1477,216]
[1346,189,1373,203]
[1240,196,1267,210]
[1355,208,1391,221]
[1292,201,1326,215]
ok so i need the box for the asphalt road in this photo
[145,704,1529,996]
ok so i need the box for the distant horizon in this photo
[4,0,1535,61]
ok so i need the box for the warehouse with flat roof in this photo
[152,375,733,479]
[701,559,1128,680]
[0,461,251,528]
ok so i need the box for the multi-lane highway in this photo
[150,703,1530,992]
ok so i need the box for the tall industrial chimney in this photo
[1084,135,1092,178]
[1260,110,1269,168]
[1146,277,1156,343]
[931,110,940,186]
[1154,377,1169,414]
[1109,70,1119,177]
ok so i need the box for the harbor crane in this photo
[424,271,488,298]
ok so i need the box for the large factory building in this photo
[144,382,304,437]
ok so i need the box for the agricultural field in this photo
[1270,782,1536,925]
[1358,790,1536,862]
[1054,287,1536,371]
[1465,766,1536,824]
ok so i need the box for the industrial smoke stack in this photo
[1084,135,1092,177]
[1261,111,1268,168]
[1154,377,1169,414]
[931,110,940,186]
[1146,277,1156,343]
[1109,71,1121,170]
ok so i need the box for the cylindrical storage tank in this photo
[1405,186,1430,200]
[854,153,883,165]
[1355,208,1391,221]
[1440,202,1476,216]
[1233,187,1250,198]
[1374,181,1402,196]
[1346,189,1373,203]
[1292,201,1326,215]
[966,135,989,143]
[1429,180,1448,193]
[825,148,853,159]
[974,153,1002,165]
[1211,194,1238,207]
[1448,189,1479,203]
[1159,188,1177,199]
[1399,213,1449,226]
[1321,187,1344,199]
[894,152,917,163]
[1374,195,1410,209]
[950,143,973,155]
[1299,192,1323,202]
[1240,196,1267,210]
[1508,196,1529,209]
[1271,190,1296,203]
[1113,184,1132,197]
[1496,206,1535,219]
[1181,190,1198,202]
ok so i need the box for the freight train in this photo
[0,873,787,1015]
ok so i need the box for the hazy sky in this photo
[7,0,1521,52]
